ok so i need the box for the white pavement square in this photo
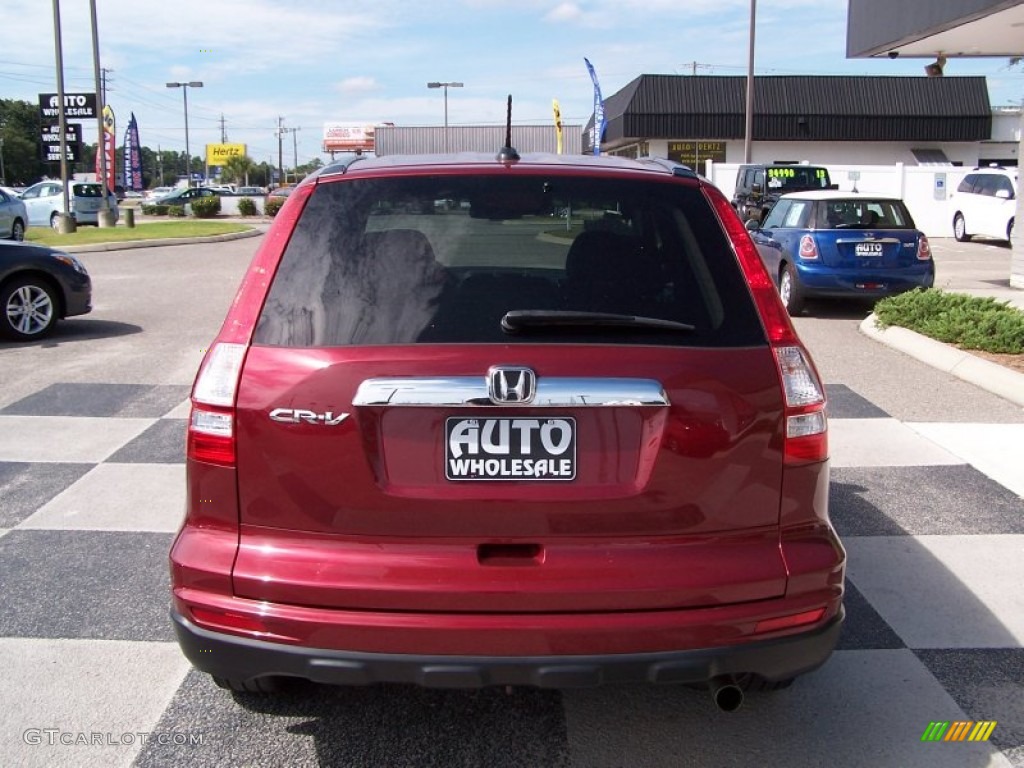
[846,535,1024,649]
[562,649,1013,768]
[828,418,965,468]
[0,638,191,768]
[907,423,1024,499]
[0,416,154,464]
[19,464,186,533]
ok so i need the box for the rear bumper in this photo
[797,263,934,298]
[172,605,844,689]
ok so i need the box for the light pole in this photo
[427,81,463,153]
[743,0,756,163]
[166,81,203,186]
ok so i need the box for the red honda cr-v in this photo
[170,151,844,711]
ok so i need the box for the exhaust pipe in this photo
[709,675,744,713]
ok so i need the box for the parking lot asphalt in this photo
[0,233,1021,767]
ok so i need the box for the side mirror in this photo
[751,183,763,194]
[995,189,1012,200]
[744,218,760,232]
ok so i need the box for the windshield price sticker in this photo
[445,417,576,481]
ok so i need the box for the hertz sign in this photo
[206,143,247,166]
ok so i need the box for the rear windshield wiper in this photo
[501,310,695,334]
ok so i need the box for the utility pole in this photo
[52,0,74,232]
[280,126,300,180]
[219,113,227,143]
[100,67,112,104]
[158,143,163,186]
[276,116,284,186]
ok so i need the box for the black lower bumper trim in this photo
[172,605,844,689]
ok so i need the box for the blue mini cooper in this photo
[746,191,935,314]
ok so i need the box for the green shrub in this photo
[237,197,258,217]
[189,196,221,218]
[141,204,169,215]
[167,205,186,218]
[874,289,1024,354]
[265,197,284,218]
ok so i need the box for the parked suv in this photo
[950,166,1017,244]
[171,151,844,710]
[19,180,119,230]
[732,163,833,223]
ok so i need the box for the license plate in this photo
[855,242,883,256]
[445,417,576,481]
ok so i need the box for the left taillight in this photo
[798,234,819,260]
[188,342,246,467]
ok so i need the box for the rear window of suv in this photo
[71,183,104,197]
[254,173,766,348]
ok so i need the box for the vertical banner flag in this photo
[584,58,605,156]
[552,99,563,155]
[123,113,143,191]
[96,105,116,191]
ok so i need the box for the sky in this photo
[2,0,1022,170]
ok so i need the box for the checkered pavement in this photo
[0,381,1021,768]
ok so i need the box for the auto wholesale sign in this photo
[322,122,378,152]
[206,143,247,166]
[40,123,81,162]
[38,93,98,120]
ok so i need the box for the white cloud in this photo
[335,77,380,95]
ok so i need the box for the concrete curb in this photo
[860,314,1024,408]
[61,227,264,254]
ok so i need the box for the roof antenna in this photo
[497,94,520,162]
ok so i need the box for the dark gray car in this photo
[0,241,92,340]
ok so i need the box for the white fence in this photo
[704,162,991,238]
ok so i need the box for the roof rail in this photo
[637,157,699,179]
[317,154,370,178]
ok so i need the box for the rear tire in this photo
[736,674,795,692]
[10,218,25,241]
[953,213,971,242]
[779,263,806,315]
[212,675,283,693]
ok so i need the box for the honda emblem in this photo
[487,366,536,404]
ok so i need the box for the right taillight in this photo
[775,346,828,465]
[705,187,828,466]
[917,234,932,260]
[188,343,246,467]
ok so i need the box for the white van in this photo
[950,166,1017,244]
[19,180,120,230]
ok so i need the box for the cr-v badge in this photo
[269,408,349,426]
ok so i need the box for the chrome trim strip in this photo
[353,377,669,407]
[834,237,902,244]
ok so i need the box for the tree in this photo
[0,98,45,185]
[221,153,256,185]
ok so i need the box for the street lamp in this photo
[166,81,203,186]
[427,81,463,153]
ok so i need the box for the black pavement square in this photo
[0,462,93,528]
[0,530,175,642]
[0,383,190,418]
[107,419,187,464]
[824,384,890,419]
[915,649,1024,765]
[135,671,570,768]
[830,465,1024,537]
[835,581,905,651]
